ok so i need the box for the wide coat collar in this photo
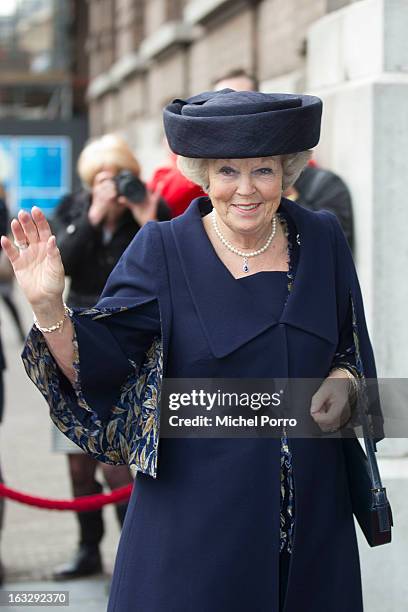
[169,196,338,357]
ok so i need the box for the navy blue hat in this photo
[163,89,322,158]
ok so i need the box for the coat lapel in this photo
[170,197,338,358]
[278,198,339,345]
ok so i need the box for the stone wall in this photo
[85,0,336,170]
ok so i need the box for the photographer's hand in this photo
[118,188,161,227]
[88,171,117,226]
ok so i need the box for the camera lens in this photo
[114,170,147,204]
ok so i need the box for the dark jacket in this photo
[295,165,355,253]
[51,189,171,307]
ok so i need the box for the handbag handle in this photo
[359,403,382,490]
[358,381,391,534]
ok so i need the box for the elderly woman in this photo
[1,90,383,611]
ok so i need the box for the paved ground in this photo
[0,292,119,609]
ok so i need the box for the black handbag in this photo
[343,416,393,547]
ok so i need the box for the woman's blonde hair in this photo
[177,152,312,192]
[77,134,141,189]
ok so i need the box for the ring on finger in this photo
[14,239,29,250]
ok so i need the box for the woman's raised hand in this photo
[0,207,65,310]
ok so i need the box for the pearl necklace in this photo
[211,209,277,273]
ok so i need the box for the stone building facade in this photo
[85,0,357,172]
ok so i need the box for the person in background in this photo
[213,67,259,92]
[284,160,354,253]
[213,69,354,252]
[149,136,205,218]
[0,193,9,587]
[50,134,171,580]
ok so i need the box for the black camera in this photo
[114,170,147,205]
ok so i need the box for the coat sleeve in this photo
[21,221,164,471]
[321,210,384,445]
[330,296,358,376]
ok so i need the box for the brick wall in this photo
[87,0,116,78]
[189,7,254,94]
[119,75,145,123]
[86,0,357,154]
[257,0,326,81]
[144,0,167,37]
[114,0,145,58]
[89,98,103,136]
[72,0,89,114]
[147,50,187,114]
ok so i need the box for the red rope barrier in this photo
[0,483,132,511]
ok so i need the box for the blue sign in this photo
[0,136,71,217]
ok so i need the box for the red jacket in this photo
[149,164,205,218]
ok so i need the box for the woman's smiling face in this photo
[207,157,283,237]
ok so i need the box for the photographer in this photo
[49,134,170,580]
[52,134,170,308]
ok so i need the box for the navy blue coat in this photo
[23,197,382,611]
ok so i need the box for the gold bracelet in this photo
[33,304,72,333]
[329,366,359,405]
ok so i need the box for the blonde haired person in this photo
[47,135,170,580]
[76,134,141,190]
